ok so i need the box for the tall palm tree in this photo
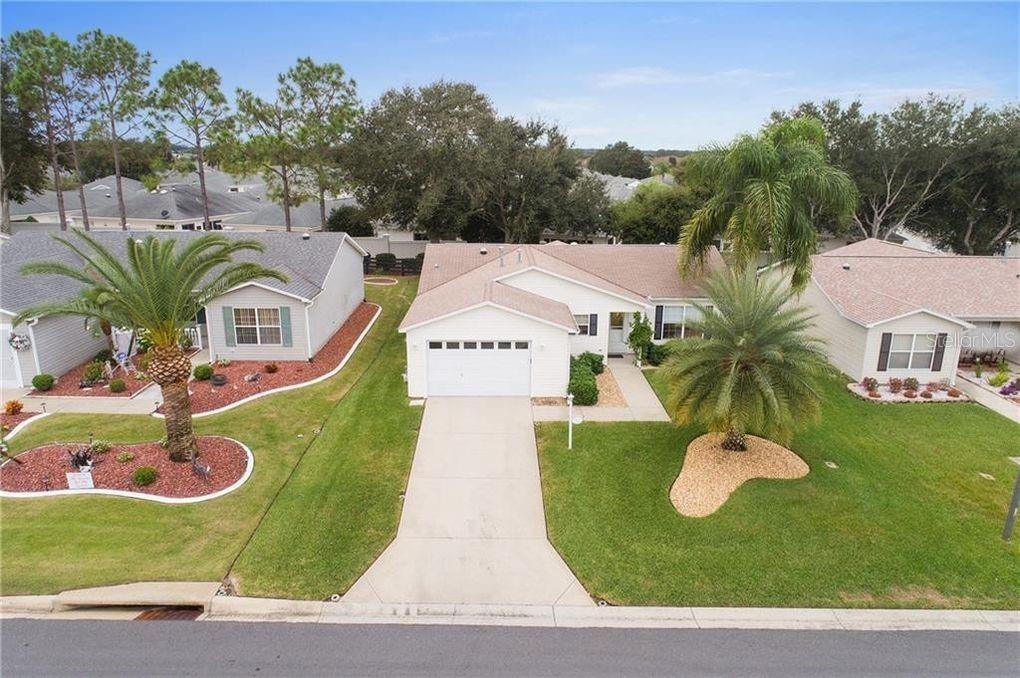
[679,117,857,288]
[13,232,286,462]
[660,266,831,451]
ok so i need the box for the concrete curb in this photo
[3,412,52,440]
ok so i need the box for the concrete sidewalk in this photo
[344,397,592,607]
[534,357,670,422]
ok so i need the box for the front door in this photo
[608,312,629,355]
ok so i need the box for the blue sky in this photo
[2,2,1016,149]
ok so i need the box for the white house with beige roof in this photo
[803,239,1020,385]
[399,242,723,397]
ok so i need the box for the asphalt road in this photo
[2,619,1017,677]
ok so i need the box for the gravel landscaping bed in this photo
[846,382,969,403]
[170,302,377,414]
[1,411,41,434]
[0,436,247,498]
[29,354,152,398]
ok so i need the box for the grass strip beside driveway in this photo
[0,279,418,598]
[537,372,1020,609]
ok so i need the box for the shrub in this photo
[217,357,231,367]
[947,388,962,398]
[138,353,152,372]
[887,378,903,394]
[193,364,214,380]
[375,253,397,271]
[974,364,984,378]
[999,379,1020,397]
[904,389,917,399]
[903,377,920,391]
[4,400,24,415]
[576,351,604,375]
[326,204,373,236]
[926,381,943,392]
[115,452,135,463]
[109,378,126,393]
[643,341,669,367]
[180,333,193,350]
[158,436,168,448]
[132,466,158,486]
[920,390,933,399]
[861,376,878,391]
[568,358,599,406]
[867,390,881,399]
[83,361,104,382]
[32,374,55,391]
[94,349,113,363]
[987,371,1010,388]
[264,363,279,374]
[89,439,112,454]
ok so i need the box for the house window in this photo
[463,341,477,349]
[234,307,282,345]
[446,341,460,349]
[480,341,494,349]
[497,341,512,349]
[661,305,710,339]
[888,333,936,370]
[609,312,625,330]
[428,341,442,349]
[574,314,590,335]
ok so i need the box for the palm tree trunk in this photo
[722,428,747,451]
[161,380,199,462]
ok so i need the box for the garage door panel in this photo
[427,341,531,396]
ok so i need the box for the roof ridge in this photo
[531,245,649,299]
[419,244,525,296]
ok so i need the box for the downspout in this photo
[304,303,313,360]
[203,305,215,362]
[26,318,42,380]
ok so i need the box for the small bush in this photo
[887,378,903,394]
[568,357,599,406]
[903,377,920,391]
[375,253,397,271]
[94,349,113,363]
[108,378,126,393]
[32,374,55,391]
[115,452,135,463]
[193,364,214,380]
[867,390,881,398]
[987,371,1010,388]
[158,436,168,448]
[861,376,878,391]
[217,357,231,367]
[643,341,670,367]
[947,388,962,398]
[904,389,917,399]
[264,363,279,374]
[974,364,984,378]
[920,390,933,399]
[926,381,943,392]
[179,333,193,350]
[83,361,104,382]
[576,352,604,375]
[89,439,112,454]
[138,353,152,372]
[132,466,158,486]
[4,399,24,415]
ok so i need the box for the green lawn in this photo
[0,278,420,599]
[537,370,1020,609]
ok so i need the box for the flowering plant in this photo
[7,332,30,351]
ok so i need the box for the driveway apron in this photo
[344,397,592,606]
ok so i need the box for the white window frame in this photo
[887,333,936,370]
[661,304,712,339]
[234,307,282,346]
[573,314,590,336]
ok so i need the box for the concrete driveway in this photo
[344,397,592,606]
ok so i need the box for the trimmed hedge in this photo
[568,357,599,406]
[643,341,669,366]
[109,378,126,393]
[132,466,158,486]
[576,351,605,375]
[193,364,214,380]
[31,374,55,391]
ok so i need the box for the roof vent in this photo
[480,247,488,255]
[842,264,851,271]
[302,233,310,241]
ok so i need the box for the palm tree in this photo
[13,232,286,462]
[679,117,857,288]
[660,266,831,451]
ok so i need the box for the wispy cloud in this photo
[531,96,597,113]
[426,30,496,45]
[592,66,793,89]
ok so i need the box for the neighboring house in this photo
[222,197,357,232]
[398,242,723,397]
[85,184,258,230]
[804,238,1020,386]
[0,231,366,389]
[9,175,147,225]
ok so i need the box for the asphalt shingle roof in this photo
[86,184,257,221]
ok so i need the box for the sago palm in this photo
[679,117,857,287]
[660,266,831,451]
[13,232,287,462]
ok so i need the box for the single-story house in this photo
[1,231,366,390]
[398,242,723,397]
[803,238,1020,385]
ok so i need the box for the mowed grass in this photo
[537,370,1020,608]
[0,278,420,598]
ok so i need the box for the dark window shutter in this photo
[653,306,664,340]
[877,332,892,371]
[279,306,293,347]
[589,313,598,337]
[931,333,948,370]
[222,306,236,347]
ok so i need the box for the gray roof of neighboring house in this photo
[10,176,147,217]
[158,168,265,194]
[87,184,258,222]
[586,170,640,203]
[1,230,361,316]
[224,197,358,230]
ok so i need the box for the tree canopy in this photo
[588,141,651,179]
[611,181,700,244]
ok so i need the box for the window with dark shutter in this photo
[654,305,664,340]
[931,333,948,370]
[877,332,892,371]
[589,313,598,337]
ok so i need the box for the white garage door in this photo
[426,340,531,396]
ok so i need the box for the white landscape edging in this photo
[0,437,254,505]
[3,412,52,440]
[153,303,382,419]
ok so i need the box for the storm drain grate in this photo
[135,606,203,621]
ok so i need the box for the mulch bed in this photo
[165,302,377,414]
[29,354,151,398]
[1,411,41,434]
[0,436,247,498]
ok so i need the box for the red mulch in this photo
[168,302,376,414]
[1,411,41,434]
[29,353,151,398]
[0,436,247,498]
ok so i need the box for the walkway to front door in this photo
[343,397,593,606]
